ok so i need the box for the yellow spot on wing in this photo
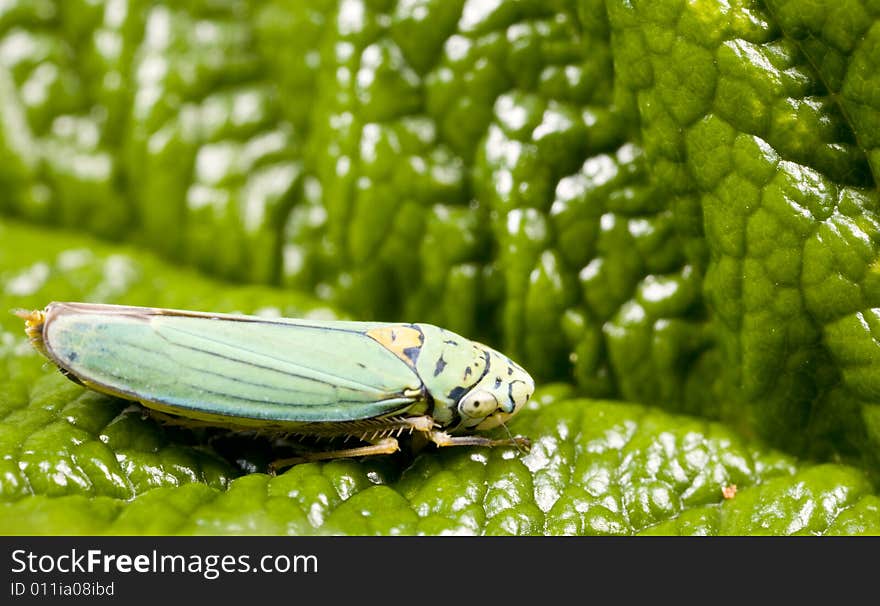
[366,325,423,370]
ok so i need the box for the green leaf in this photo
[2,0,880,535]
[606,0,880,465]
[2,220,879,535]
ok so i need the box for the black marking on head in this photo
[434,355,447,377]
[494,376,502,389]
[446,348,492,412]
[477,349,491,383]
[506,379,529,413]
[448,385,468,404]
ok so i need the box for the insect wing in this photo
[41,305,424,423]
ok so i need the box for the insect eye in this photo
[458,390,498,418]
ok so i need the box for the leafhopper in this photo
[17,302,533,469]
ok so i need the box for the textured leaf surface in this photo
[2,0,880,535]
[1,0,878,468]
[1,220,878,535]
[607,0,880,467]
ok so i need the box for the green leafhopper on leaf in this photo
[16,302,533,469]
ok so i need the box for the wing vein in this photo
[155,322,406,394]
[109,337,329,402]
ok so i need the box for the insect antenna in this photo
[501,421,529,455]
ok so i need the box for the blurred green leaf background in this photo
[2,0,880,534]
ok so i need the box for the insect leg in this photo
[426,430,531,453]
[398,415,436,432]
[268,437,400,474]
